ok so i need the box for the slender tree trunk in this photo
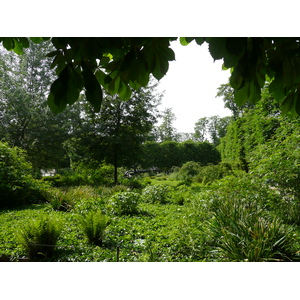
[113,144,118,185]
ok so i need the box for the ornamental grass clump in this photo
[211,194,296,261]
[47,189,76,212]
[16,214,64,259]
[79,210,109,246]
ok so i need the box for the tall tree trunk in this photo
[113,144,118,185]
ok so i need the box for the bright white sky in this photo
[156,40,232,133]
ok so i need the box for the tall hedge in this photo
[142,140,220,170]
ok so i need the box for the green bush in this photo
[16,214,64,259]
[74,162,115,186]
[79,210,109,246]
[142,184,169,204]
[178,161,201,182]
[108,191,141,215]
[194,163,234,184]
[0,141,49,207]
[43,164,116,187]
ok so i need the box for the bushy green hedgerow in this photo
[0,141,49,207]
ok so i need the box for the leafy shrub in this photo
[194,163,234,184]
[74,162,115,186]
[79,210,109,246]
[142,184,169,204]
[178,161,201,182]
[169,185,190,205]
[108,192,141,215]
[0,141,49,207]
[43,164,116,187]
[16,214,64,259]
[120,178,144,189]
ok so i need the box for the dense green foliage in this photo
[2,37,300,117]
[0,141,48,207]
[16,213,63,258]
[143,140,220,170]
[1,171,300,262]
[2,38,300,263]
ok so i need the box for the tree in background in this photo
[0,41,82,172]
[216,83,254,119]
[207,115,232,146]
[156,107,178,142]
[193,115,232,146]
[194,117,209,142]
[72,81,162,184]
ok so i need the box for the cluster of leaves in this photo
[182,37,300,116]
[0,37,176,113]
[3,37,300,116]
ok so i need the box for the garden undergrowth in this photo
[1,172,300,262]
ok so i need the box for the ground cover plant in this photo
[1,167,300,262]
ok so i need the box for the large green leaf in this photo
[207,38,227,61]
[142,43,175,81]
[82,68,103,112]
[179,37,192,46]
[225,38,246,57]
[234,83,250,106]
[295,91,300,115]
[2,38,14,51]
[230,69,244,90]
[269,75,286,102]
[249,81,261,103]
[50,78,66,106]
[281,92,295,115]
[118,82,132,101]
[256,62,266,88]
[47,92,67,113]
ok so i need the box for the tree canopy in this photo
[2,37,300,116]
